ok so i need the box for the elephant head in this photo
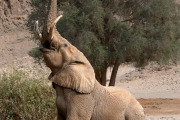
[34,0,95,93]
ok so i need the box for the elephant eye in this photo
[64,43,68,47]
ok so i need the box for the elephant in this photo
[34,0,146,120]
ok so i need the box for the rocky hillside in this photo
[0,0,48,76]
[0,0,31,32]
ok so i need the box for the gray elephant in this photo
[34,0,145,120]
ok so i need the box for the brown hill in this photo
[0,0,41,74]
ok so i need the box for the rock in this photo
[0,0,31,33]
[9,0,22,15]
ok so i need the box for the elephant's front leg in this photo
[57,111,66,120]
[66,106,93,120]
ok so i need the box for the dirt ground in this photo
[138,98,180,115]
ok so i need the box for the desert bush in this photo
[0,70,56,120]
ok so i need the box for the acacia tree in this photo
[28,0,180,86]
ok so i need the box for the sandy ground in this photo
[107,63,180,119]
[139,99,180,120]
[107,63,180,98]
[146,115,180,120]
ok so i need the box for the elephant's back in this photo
[106,87,133,100]
[105,87,140,114]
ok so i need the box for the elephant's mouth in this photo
[39,40,55,53]
[40,48,54,53]
[40,42,55,53]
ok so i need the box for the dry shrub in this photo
[0,70,56,120]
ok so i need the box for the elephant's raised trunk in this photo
[41,0,57,40]
[47,0,57,31]
[34,0,63,44]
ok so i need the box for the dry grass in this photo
[0,70,56,120]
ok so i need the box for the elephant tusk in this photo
[54,15,63,25]
[34,21,42,40]
[49,15,63,40]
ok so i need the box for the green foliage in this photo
[128,0,180,65]
[28,46,43,60]
[0,70,56,120]
[57,0,180,67]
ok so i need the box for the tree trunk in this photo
[109,59,120,86]
[95,70,102,83]
[101,68,107,86]
[95,67,108,86]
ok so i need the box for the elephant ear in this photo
[50,64,96,93]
